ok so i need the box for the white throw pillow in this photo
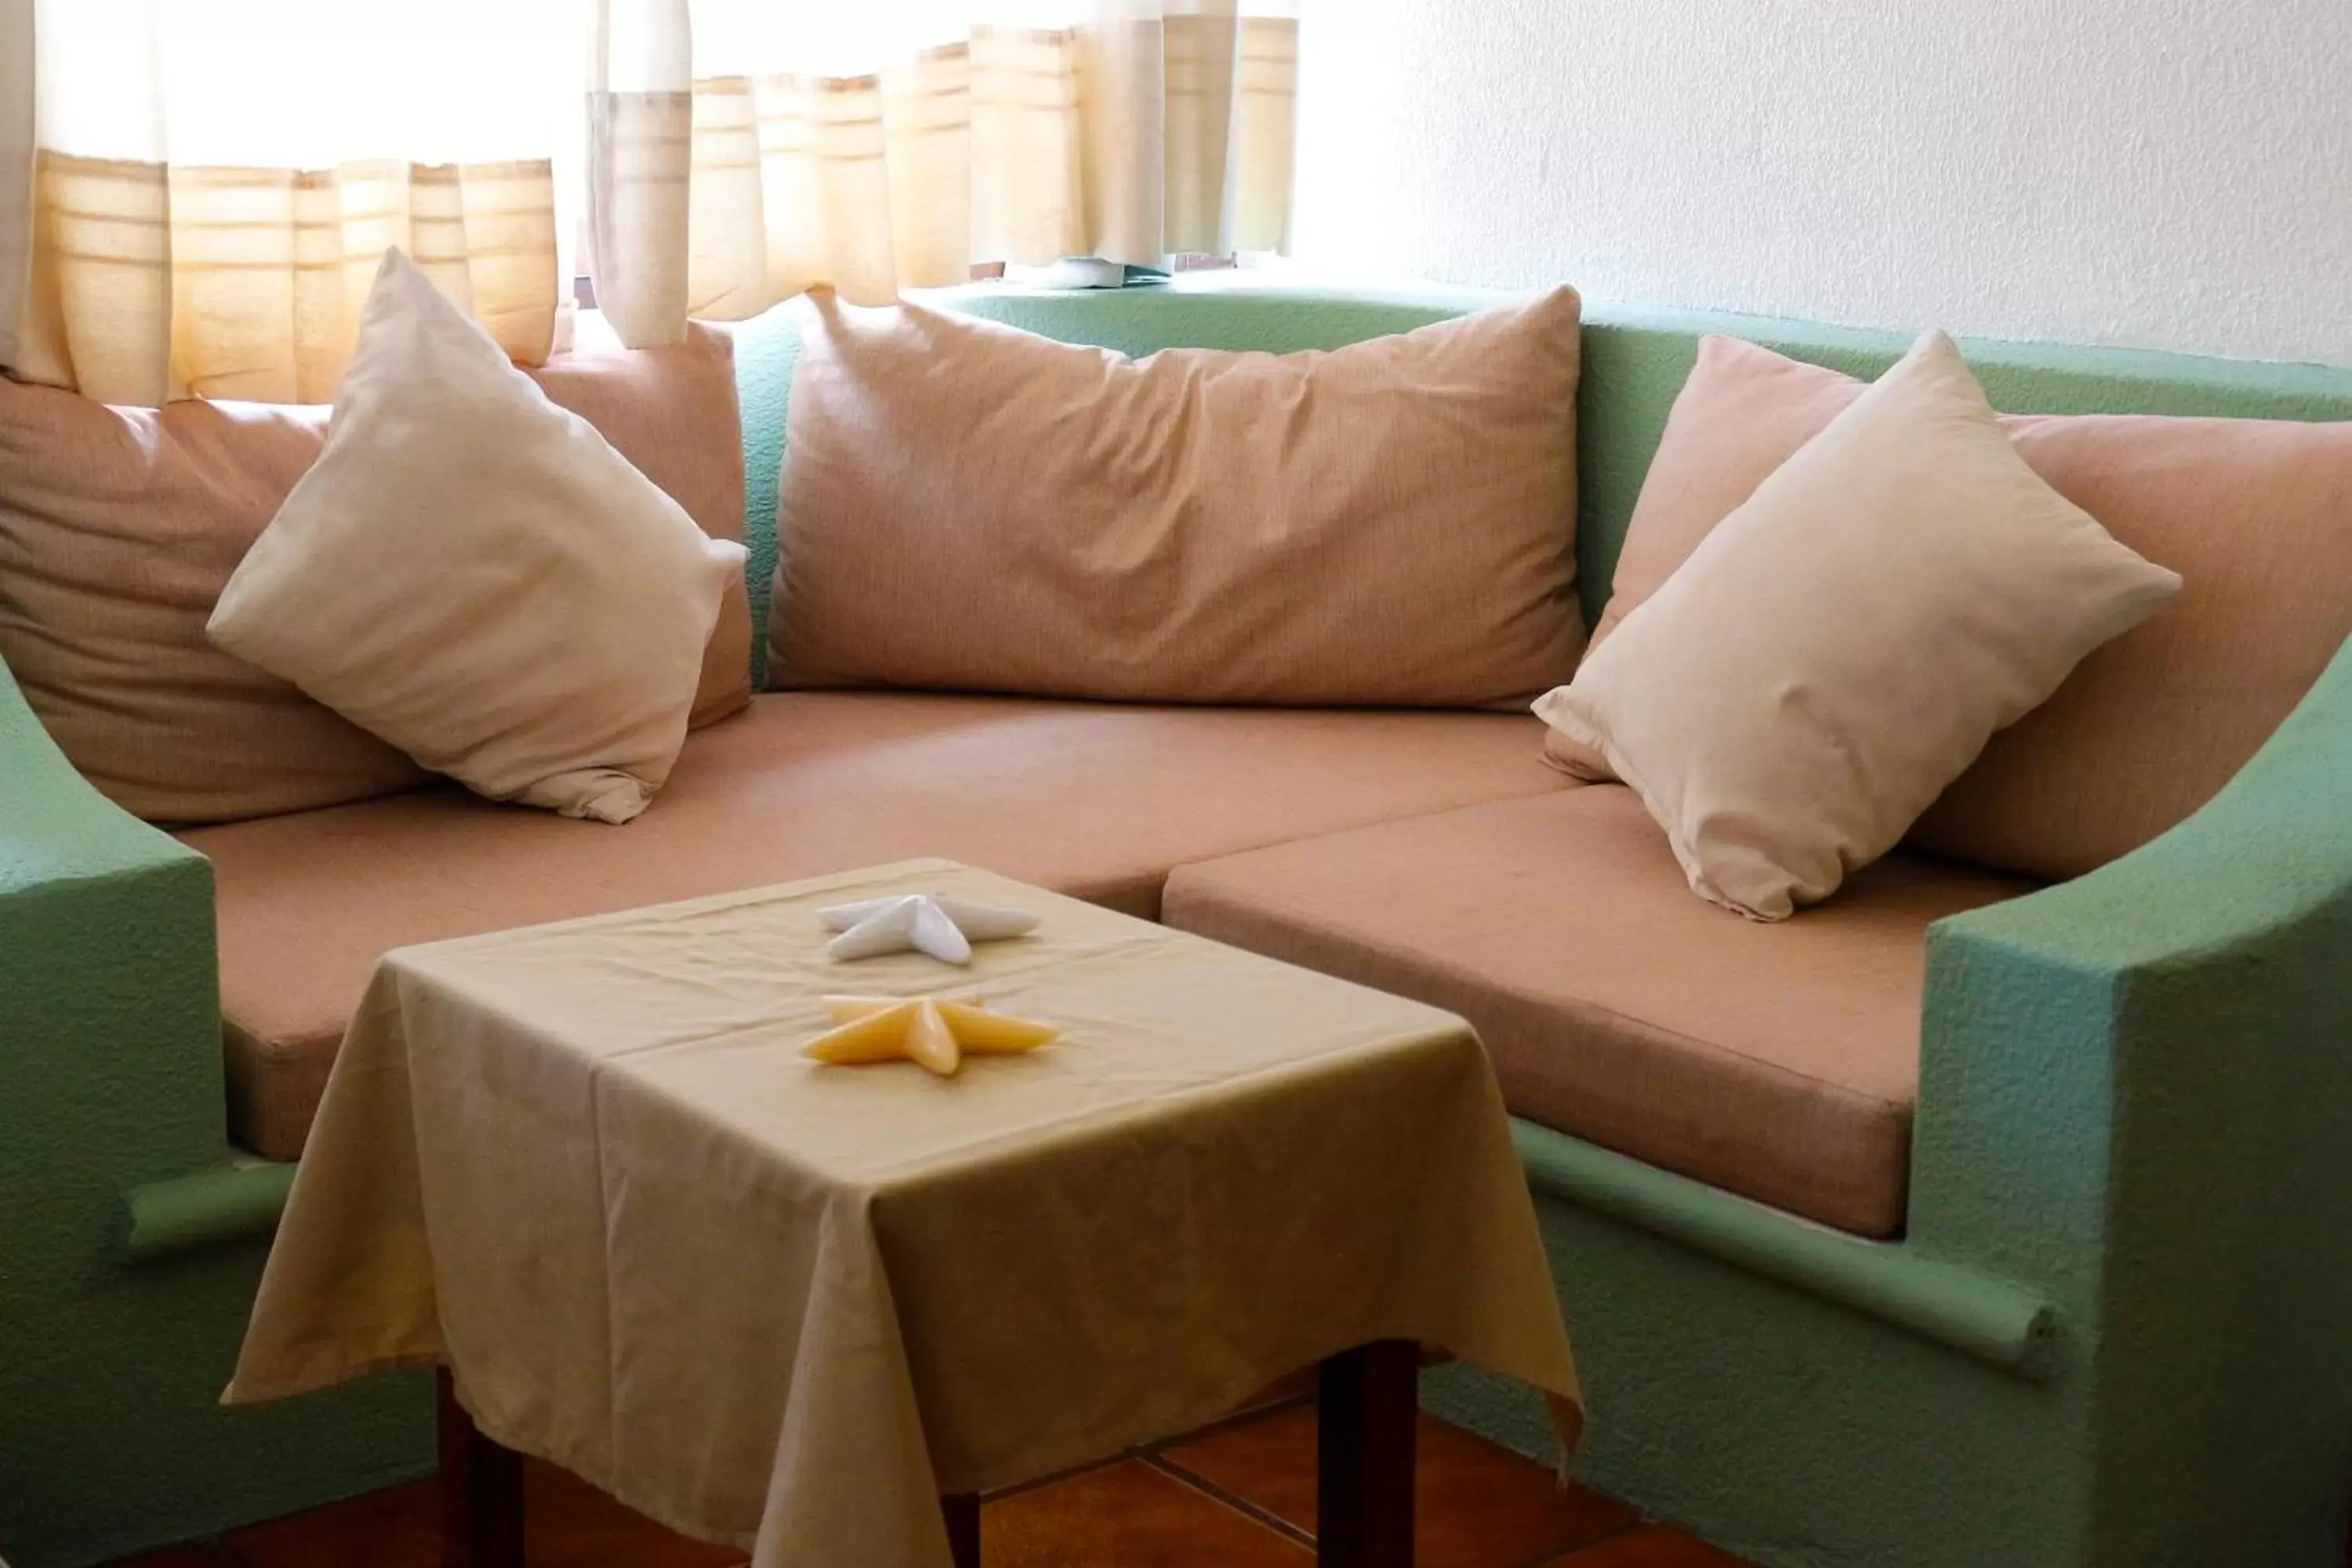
[1534,329,2182,920]
[209,248,743,824]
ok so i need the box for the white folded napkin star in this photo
[818,894,1041,965]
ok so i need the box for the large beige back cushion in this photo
[0,321,751,824]
[1581,335,2352,880]
[770,289,1586,708]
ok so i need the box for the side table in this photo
[438,1341,1421,1567]
[230,860,1578,1568]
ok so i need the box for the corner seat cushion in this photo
[1160,786,2033,1236]
[184,691,1566,1159]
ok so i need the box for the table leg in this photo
[942,1491,982,1568]
[1317,1340,1418,1568]
[437,1367,524,1568]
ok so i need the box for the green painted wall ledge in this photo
[123,1161,297,1263]
[1512,1120,2059,1380]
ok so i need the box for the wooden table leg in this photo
[437,1367,524,1568]
[1317,1340,1418,1568]
[942,1491,982,1568]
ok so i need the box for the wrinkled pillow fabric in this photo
[539,314,755,731]
[770,288,1585,707]
[0,319,752,824]
[1556,332,2352,879]
[1535,330,2181,920]
[208,248,744,825]
[1,394,430,820]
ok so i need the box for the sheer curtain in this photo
[2,0,1298,402]
[14,0,576,406]
[590,0,1299,343]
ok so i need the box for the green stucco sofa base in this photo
[4,280,2349,1568]
[0,675,436,1566]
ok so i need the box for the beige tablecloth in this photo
[227,858,1578,1567]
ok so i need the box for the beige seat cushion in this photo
[771,288,1585,707]
[183,691,1566,1158]
[1162,786,2033,1236]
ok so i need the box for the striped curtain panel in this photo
[9,0,580,408]
[588,0,1299,347]
[16,155,564,408]
[2,0,1300,402]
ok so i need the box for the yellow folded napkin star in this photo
[803,994,1061,1077]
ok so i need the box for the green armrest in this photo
[4,656,432,1568]
[2,663,193,887]
[0,659,222,1172]
[1919,630,2352,1252]
[1915,632,2352,1565]
[0,658,278,1566]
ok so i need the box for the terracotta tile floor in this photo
[107,1396,1755,1568]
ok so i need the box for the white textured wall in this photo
[1292,0,2352,367]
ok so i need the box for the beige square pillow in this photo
[0,320,751,825]
[1534,330,2181,920]
[209,249,744,825]
[1552,332,2352,880]
[770,288,1585,707]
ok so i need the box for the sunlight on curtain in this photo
[5,0,1300,397]
[13,0,574,405]
[591,0,1301,344]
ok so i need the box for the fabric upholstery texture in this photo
[541,314,754,730]
[1163,786,2034,1237]
[1537,331,2180,919]
[207,252,742,825]
[1,295,753,826]
[769,288,1585,707]
[181,691,1568,1158]
[1569,332,2352,880]
[0,390,429,821]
